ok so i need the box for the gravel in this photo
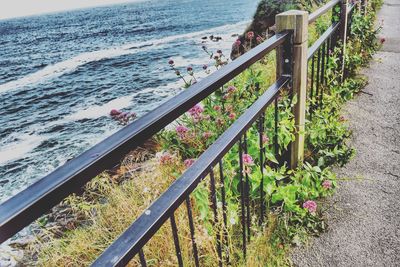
[291,1,400,266]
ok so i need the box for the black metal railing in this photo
[0,0,363,266]
[0,32,290,242]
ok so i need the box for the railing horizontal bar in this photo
[307,22,340,61]
[0,32,290,244]
[308,0,341,24]
[91,76,290,267]
[347,3,356,14]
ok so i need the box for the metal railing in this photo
[0,0,363,265]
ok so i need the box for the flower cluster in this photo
[175,125,189,139]
[303,200,317,213]
[110,109,137,125]
[157,151,173,165]
[184,158,195,168]
[322,180,332,190]
[188,104,204,121]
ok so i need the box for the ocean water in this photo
[0,0,258,202]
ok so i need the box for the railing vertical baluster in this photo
[209,169,223,267]
[170,214,183,267]
[219,160,230,264]
[274,97,279,161]
[139,249,147,267]
[243,133,251,243]
[320,42,326,108]
[316,47,321,109]
[185,197,200,267]
[310,55,315,119]
[238,138,247,258]
[258,115,265,225]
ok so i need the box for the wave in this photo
[0,21,250,95]
[62,96,133,121]
[0,134,44,165]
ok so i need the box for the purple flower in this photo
[380,37,386,44]
[234,39,241,47]
[168,59,174,65]
[217,49,222,54]
[262,134,269,145]
[187,66,193,72]
[176,125,189,138]
[184,158,195,168]
[213,105,221,111]
[322,180,332,189]
[242,154,254,165]
[202,131,213,139]
[203,64,208,70]
[247,31,254,40]
[227,85,236,93]
[188,104,204,120]
[110,109,121,116]
[303,200,317,213]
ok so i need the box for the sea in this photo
[0,0,258,203]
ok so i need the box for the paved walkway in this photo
[292,1,400,266]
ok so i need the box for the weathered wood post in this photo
[276,10,308,169]
[338,0,348,81]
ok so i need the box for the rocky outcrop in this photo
[231,0,325,59]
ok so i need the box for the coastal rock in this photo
[0,241,24,267]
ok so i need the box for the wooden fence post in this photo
[276,10,308,169]
[338,0,348,81]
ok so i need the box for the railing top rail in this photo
[308,0,341,24]
[0,31,290,244]
[91,76,290,267]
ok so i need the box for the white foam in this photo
[0,21,250,95]
[63,95,133,121]
[0,134,44,165]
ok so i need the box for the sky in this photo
[0,0,145,20]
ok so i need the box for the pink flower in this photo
[256,36,263,43]
[184,158,195,168]
[228,113,236,120]
[202,131,213,139]
[216,118,225,126]
[110,109,121,116]
[176,125,189,138]
[227,85,236,93]
[242,154,254,165]
[247,31,254,40]
[262,134,269,145]
[234,39,241,47]
[322,180,332,190]
[188,104,204,120]
[303,200,317,213]
[213,105,221,111]
[158,152,173,165]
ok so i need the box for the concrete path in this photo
[291,1,400,266]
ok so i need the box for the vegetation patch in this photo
[23,0,384,266]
